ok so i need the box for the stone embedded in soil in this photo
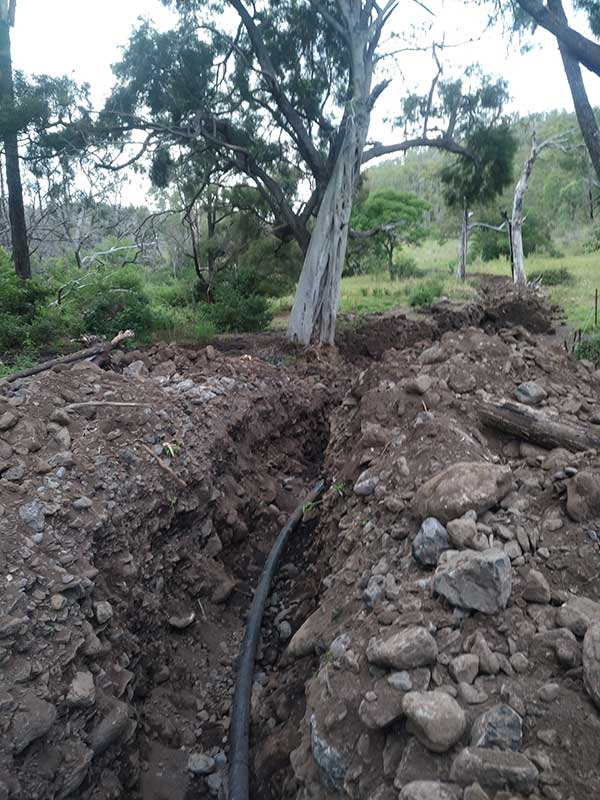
[433,549,512,614]
[7,692,57,754]
[310,714,349,792]
[18,500,45,533]
[515,382,547,405]
[187,752,216,775]
[354,469,379,496]
[448,369,476,395]
[90,700,131,755]
[447,516,488,551]
[413,463,512,524]
[523,569,551,604]
[94,600,113,624]
[449,654,479,684]
[470,704,523,751]
[566,469,600,521]
[398,782,462,800]
[583,622,600,709]
[412,517,450,568]
[407,374,434,395]
[450,747,538,792]
[66,671,96,707]
[359,680,405,729]
[557,595,600,637]
[402,691,466,753]
[168,611,196,630]
[0,410,19,431]
[367,627,438,670]
[364,574,386,606]
[469,632,500,675]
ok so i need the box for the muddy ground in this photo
[1,280,600,800]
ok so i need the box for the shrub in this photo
[205,269,272,332]
[471,212,560,262]
[408,279,444,308]
[528,267,573,286]
[75,267,157,343]
[390,253,421,279]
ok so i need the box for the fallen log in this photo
[479,398,600,452]
[0,331,134,385]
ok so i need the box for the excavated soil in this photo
[2,280,600,800]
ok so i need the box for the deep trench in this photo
[86,399,333,800]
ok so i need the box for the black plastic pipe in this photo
[228,479,325,800]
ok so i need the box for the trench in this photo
[83,389,334,800]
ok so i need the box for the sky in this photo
[9,0,600,201]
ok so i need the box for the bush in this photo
[528,267,573,286]
[408,279,444,308]
[390,253,421,280]
[205,269,272,333]
[75,267,158,343]
[471,212,560,262]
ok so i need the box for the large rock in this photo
[310,715,349,792]
[433,549,512,614]
[359,680,405,730]
[514,382,547,405]
[403,691,466,753]
[470,704,523,751]
[412,518,450,568]
[413,463,512,523]
[566,470,600,521]
[367,627,438,670]
[8,692,57,754]
[557,595,600,637]
[399,782,461,800]
[450,747,538,792]
[583,623,600,709]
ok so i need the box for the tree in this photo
[350,189,429,278]
[490,0,600,186]
[104,2,508,344]
[441,124,517,280]
[509,128,573,283]
[0,0,30,279]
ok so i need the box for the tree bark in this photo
[511,140,538,285]
[480,398,600,452]
[456,203,468,281]
[548,0,600,186]
[287,109,368,344]
[0,14,31,279]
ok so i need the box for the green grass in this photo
[269,237,600,332]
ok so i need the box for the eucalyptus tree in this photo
[490,0,600,186]
[106,1,510,343]
[0,0,30,278]
[441,122,517,280]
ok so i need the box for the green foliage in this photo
[575,334,600,366]
[528,267,573,286]
[583,227,600,253]
[441,125,518,209]
[408,279,444,308]
[471,212,559,261]
[204,269,272,333]
[390,253,421,279]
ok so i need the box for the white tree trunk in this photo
[511,157,532,285]
[287,117,367,344]
[456,205,469,281]
[512,218,526,284]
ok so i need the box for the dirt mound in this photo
[476,274,557,334]
[250,324,600,800]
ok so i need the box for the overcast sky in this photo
[9,0,600,201]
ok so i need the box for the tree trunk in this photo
[386,237,394,280]
[287,110,369,345]
[480,398,600,452]
[548,0,600,186]
[511,142,538,285]
[0,16,30,279]
[456,203,468,281]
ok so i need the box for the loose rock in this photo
[433,549,512,614]
[403,691,466,753]
[367,627,438,670]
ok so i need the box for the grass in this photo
[269,236,600,333]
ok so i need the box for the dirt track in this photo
[2,281,600,800]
